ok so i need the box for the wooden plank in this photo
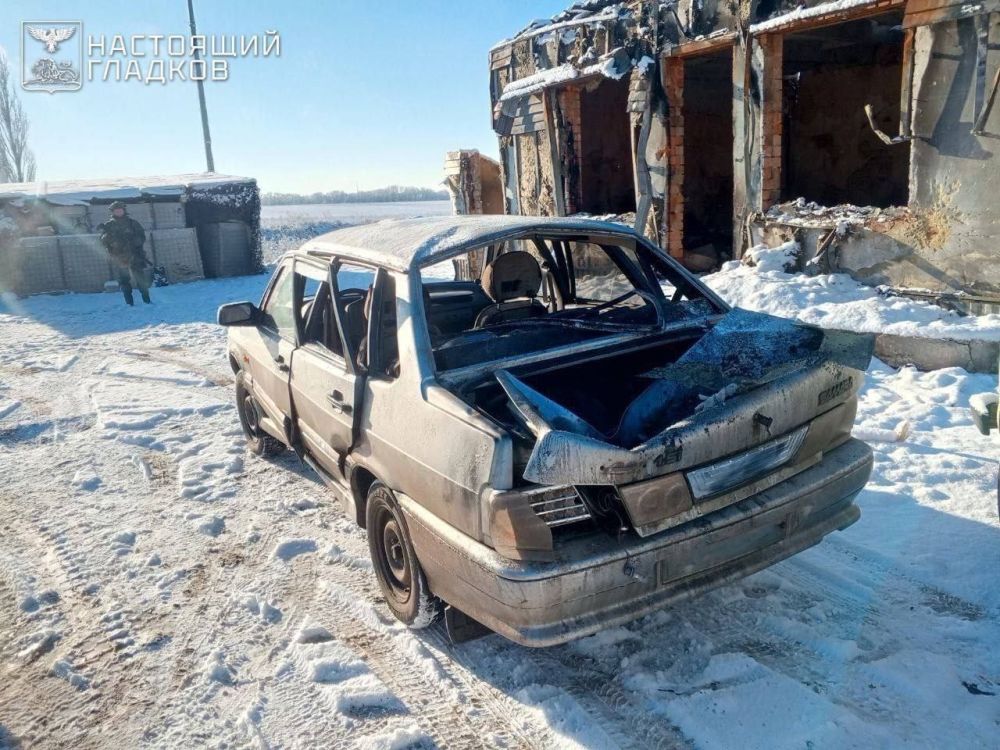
[511,120,545,136]
[753,0,905,35]
[903,0,1000,27]
[544,89,566,216]
[899,27,916,136]
[490,46,513,70]
[666,32,737,58]
[905,0,959,13]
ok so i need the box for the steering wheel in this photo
[581,289,659,322]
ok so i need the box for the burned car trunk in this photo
[464,309,872,538]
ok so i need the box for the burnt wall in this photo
[894,17,1000,293]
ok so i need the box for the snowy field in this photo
[0,222,998,748]
[260,201,452,263]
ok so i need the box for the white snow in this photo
[704,251,1000,342]
[353,723,429,750]
[0,398,22,420]
[498,53,629,102]
[71,467,102,491]
[749,0,878,34]
[51,659,90,690]
[490,3,622,50]
[272,538,319,561]
[970,391,998,412]
[744,239,799,273]
[0,206,996,747]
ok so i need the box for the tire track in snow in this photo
[308,561,558,750]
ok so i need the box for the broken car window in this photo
[421,259,457,281]
[423,235,719,372]
[568,242,647,307]
[295,262,341,355]
[259,267,297,340]
[332,262,376,362]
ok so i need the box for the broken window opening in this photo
[682,47,735,264]
[422,235,716,373]
[780,12,910,209]
[578,78,637,215]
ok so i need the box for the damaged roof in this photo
[489,0,660,134]
[493,0,625,49]
[301,215,640,273]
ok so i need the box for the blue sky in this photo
[1,1,568,193]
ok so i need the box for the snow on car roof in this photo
[300,214,640,272]
[0,172,256,206]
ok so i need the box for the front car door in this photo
[246,262,297,441]
[288,259,374,479]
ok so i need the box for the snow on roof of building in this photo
[0,172,256,206]
[492,0,625,50]
[300,214,640,272]
[498,55,628,102]
[749,0,880,34]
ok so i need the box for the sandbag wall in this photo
[0,200,202,296]
[0,230,206,296]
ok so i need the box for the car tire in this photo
[365,482,443,628]
[235,370,285,457]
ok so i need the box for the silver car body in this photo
[224,216,873,646]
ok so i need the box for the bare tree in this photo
[0,51,37,183]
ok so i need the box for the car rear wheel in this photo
[235,370,285,457]
[365,482,442,628]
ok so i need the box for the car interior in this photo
[291,236,716,376]
[421,236,717,371]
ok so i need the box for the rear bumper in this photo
[402,438,873,647]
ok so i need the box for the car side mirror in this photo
[217,301,258,326]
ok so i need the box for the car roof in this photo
[296,215,641,273]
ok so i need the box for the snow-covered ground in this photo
[704,244,1000,342]
[0,232,998,748]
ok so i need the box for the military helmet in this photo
[109,200,127,211]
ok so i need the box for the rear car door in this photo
[247,262,297,440]
[288,259,374,479]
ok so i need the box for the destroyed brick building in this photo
[448,0,1000,307]
[0,174,262,297]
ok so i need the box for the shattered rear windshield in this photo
[421,235,718,371]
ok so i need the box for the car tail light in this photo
[687,425,808,500]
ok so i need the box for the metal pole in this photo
[187,0,215,172]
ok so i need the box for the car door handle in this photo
[326,393,352,414]
[274,354,289,373]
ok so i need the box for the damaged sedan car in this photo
[218,215,874,646]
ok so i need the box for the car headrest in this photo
[481,251,542,303]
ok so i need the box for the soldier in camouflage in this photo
[98,201,151,305]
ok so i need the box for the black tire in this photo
[235,370,285,457]
[365,482,443,628]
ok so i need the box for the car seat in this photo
[474,251,546,328]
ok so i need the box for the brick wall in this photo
[760,34,784,209]
[663,57,684,259]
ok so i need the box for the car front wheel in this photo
[365,482,442,628]
[235,370,285,457]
